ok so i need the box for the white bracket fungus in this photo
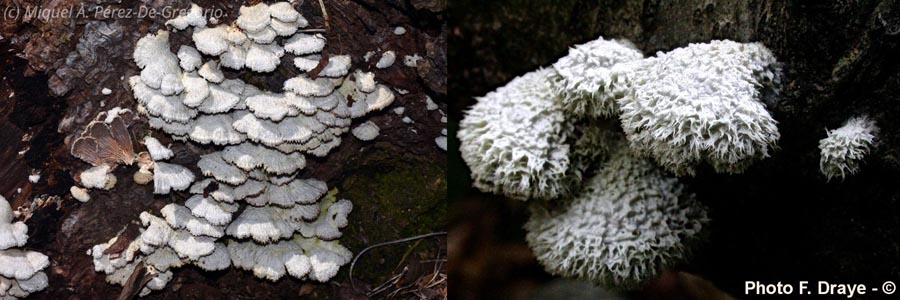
[458,69,585,200]
[425,96,438,111]
[615,40,782,176]
[79,164,116,190]
[819,116,878,180]
[143,136,174,161]
[153,162,195,195]
[1,196,49,299]
[375,51,396,69]
[549,37,644,118]
[351,121,380,141]
[69,186,91,203]
[177,46,202,72]
[524,146,708,289]
[435,136,447,151]
[166,3,207,31]
[89,1,403,294]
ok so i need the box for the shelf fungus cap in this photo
[458,69,579,200]
[0,196,28,250]
[192,26,230,56]
[177,45,202,72]
[375,51,396,69]
[185,195,238,226]
[198,61,225,83]
[80,164,117,190]
[236,3,271,33]
[69,186,91,202]
[134,165,154,185]
[198,152,249,185]
[245,93,301,121]
[0,270,48,298]
[232,112,317,146]
[617,40,781,176]
[317,55,352,78]
[139,212,175,249]
[198,85,241,114]
[364,85,395,113]
[354,70,376,93]
[165,3,207,30]
[168,230,217,260]
[139,269,173,297]
[819,116,878,180]
[143,136,174,161]
[270,18,302,36]
[550,36,644,118]
[247,26,277,44]
[188,114,246,145]
[351,121,379,141]
[141,211,217,260]
[161,204,225,238]
[222,143,306,174]
[227,238,301,281]
[181,72,210,107]
[284,76,336,97]
[245,44,282,73]
[435,136,447,151]
[189,179,266,204]
[296,238,352,282]
[245,178,327,207]
[130,77,198,123]
[524,147,708,289]
[193,242,231,271]
[268,2,300,23]
[284,33,325,55]
[298,197,352,241]
[0,249,49,280]
[153,162,195,194]
[144,247,185,272]
[220,45,247,70]
[226,206,298,243]
[133,31,181,90]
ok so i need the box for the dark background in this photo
[448,0,900,299]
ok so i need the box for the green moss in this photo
[336,156,447,284]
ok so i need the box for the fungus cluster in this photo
[525,145,708,289]
[1,196,49,299]
[819,116,878,180]
[459,36,781,288]
[89,1,395,295]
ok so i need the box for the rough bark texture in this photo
[0,0,446,299]
[450,0,900,299]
